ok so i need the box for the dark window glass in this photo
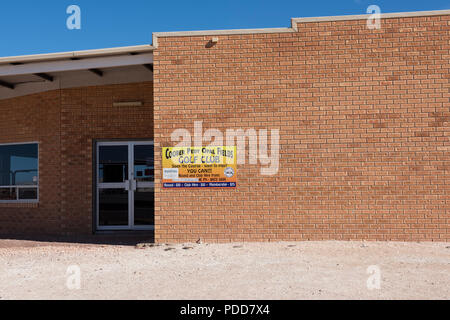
[19,188,38,200]
[133,145,154,226]
[98,146,128,183]
[134,188,154,226]
[0,143,38,201]
[99,189,128,226]
[134,145,154,183]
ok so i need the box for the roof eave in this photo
[0,45,154,65]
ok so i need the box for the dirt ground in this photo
[0,239,448,300]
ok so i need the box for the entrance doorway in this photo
[95,141,154,231]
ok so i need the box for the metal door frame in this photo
[95,141,154,231]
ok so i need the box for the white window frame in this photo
[0,141,39,204]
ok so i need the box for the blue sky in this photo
[0,0,449,57]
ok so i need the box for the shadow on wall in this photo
[0,231,154,247]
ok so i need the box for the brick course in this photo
[153,14,450,242]
[0,82,153,235]
[0,13,449,243]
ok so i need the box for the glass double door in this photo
[96,141,154,230]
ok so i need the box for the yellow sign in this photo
[162,146,237,188]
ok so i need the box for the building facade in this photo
[0,10,449,242]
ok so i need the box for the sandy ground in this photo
[0,240,449,300]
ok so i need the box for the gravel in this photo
[0,240,449,300]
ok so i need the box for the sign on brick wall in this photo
[162,146,237,188]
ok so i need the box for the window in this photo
[0,143,38,202]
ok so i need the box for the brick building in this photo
[0,10,449,242]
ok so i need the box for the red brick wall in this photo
[153,14,450,242]
[0,91,61,235]
[0,82,154,236]
[60,82,154,235]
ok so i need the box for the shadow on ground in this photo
[0,231,154,247]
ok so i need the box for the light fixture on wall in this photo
[113,101,143,107]
[206,37,219,48]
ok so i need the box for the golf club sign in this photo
[162,146,237,188]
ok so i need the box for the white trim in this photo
[153,27,294,38]
[0,186,39,203]
[0,53,153,77]
[0,45,154,65]
[0,200,38,204]
[97,182,127,189]
[0,67,153,101]
[292,9,450,23]
[150,9,450,48]
[152,27,295,47]
[96,225,155,231]
[0,185,39,188]
[0,141,39,146]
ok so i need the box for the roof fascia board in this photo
[0,45,154,65]
[0,53,153,77]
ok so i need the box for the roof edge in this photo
[292,9,450,23]
[1,9,448,60]
[152,27,294,48]
[0,45,154,65]
[151,9,450,47]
